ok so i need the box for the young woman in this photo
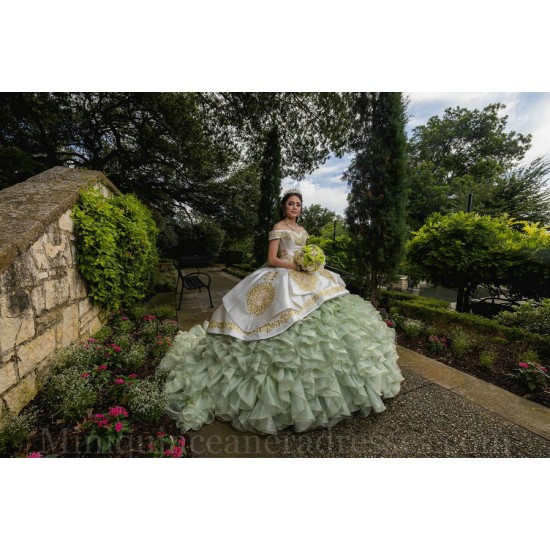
[159,188,403,435]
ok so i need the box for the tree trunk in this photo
[369,270,379,308]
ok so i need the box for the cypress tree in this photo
[344,92,409,307]
[253,125,282,265]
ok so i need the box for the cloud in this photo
[282,177,349,216]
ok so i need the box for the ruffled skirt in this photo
[158,294,403,435]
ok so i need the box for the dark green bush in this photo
[493,299,550,336]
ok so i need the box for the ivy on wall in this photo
[71,187,159,310]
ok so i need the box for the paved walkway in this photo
[151,267,550,458]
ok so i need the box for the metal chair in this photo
[173,255,214,310]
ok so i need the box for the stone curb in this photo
[397,346,550,441]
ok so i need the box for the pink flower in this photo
[109,406,129,417]
[110,344,122,353]
[178,437,186,447]
[539,366,548,373]
[114,378,125,385]
[97,364,108,371]
[121,316,129,321]
[129,374,138,379]
[114,422,123,433]
[157,431,165,437]
[81,372,90,379]
[518,362,530,369]
[27,452,42,458]
[109,406,128,416]
[88,338,97,343]
[385,320,394,327]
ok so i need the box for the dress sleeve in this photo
[268,230,286,241]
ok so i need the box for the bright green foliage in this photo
[72,188,159,310]
[498,221,550,302]
[406,211,514,312]
[406,211,550,312]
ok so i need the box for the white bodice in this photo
[268,229,309,264]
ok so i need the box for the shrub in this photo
[479,350,497,368]
[493,299,550,336]
[124,343,148,371]
[72,188,159,310]
[0,409,37,457]
[159,319,180,338]
[44,367,97,422]
[402,319,424,338]
[510,361,549,393]
[428,335,448,353]
[126,379,168,423]
[449,328,472,358]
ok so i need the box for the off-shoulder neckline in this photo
[272,227,307,236]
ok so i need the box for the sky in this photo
[286,92,550,216]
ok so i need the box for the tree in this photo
[344,92,409,307]
[0,92,353,224]
[406,212,511,312]
[301,204,339,236]
[195,93,350,180]
[407,103,546,230]
[253,125,282,265]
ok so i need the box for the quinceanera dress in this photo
[158,228,403,435]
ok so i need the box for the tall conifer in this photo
[344,92,409,307]
[253,125,282,265]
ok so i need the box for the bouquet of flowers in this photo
[294,244,326,273]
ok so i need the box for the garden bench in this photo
[173,255,214,310]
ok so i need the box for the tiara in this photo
[282,186,302,197]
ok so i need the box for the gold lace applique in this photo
[208,285,346,335]
[246,282,277,316]
[262,271,279,282]
[320,269,336,283]
[289,270,318,292]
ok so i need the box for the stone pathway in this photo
[150,267,550,458]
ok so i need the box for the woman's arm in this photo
[267,238,298,270]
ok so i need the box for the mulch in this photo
[395,331,550,409]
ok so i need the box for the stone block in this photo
[29,240,50,271]
[0,360,17,394]
[0,312,35,354]
[16,328,56,377]
[44,277,70,310]
[62,303,79,347]
[0,265,32,316]
[31,286,46,316]
[3,372,38,415]
[55,320,64,347]
[58,209,74,232]
[67,268,86,299]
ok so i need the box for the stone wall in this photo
[0,167,119,422]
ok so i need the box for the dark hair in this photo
[279,192,303,220]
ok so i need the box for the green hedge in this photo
[380,290,550,359]
[72,188,159,311]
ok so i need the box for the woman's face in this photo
[284,195,302,220]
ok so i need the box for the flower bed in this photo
[0,306,190,458]
[380,310,550,408]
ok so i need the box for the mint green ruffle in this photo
[158,294,403,435]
